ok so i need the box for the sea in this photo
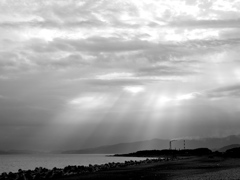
[0,154,149,174]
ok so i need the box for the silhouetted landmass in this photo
[218,144,240,152]
[114,148,213,157]
[225,147,240,157]
[0,150,39,155]
[62,135,240,154]
[115,146,240,159]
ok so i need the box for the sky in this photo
[1,0,240,151]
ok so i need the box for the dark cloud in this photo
[203,84,240,99]
[219,30,240,40]
[137,64,198,77]
[3,36,237,76]
[169,19,240,29]
[0,0,142,31]
[55,37,155,52]
[25,37,156,55]
[0,19,107,30]
[27,37,230,61]
[85,79,143,87]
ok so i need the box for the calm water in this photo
[0,154,148,173]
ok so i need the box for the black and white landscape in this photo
[1,0,240,179]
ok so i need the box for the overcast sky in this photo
[1,0,240,150]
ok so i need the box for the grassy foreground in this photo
[58,156,240,180]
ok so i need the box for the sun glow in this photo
[176,93,195,101]
[23,28,67,41]
[69,96,106,109]
[153,92,198,108]
[158,96,172,103]
[124,86,145,94]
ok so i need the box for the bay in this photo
[0,154,148,174]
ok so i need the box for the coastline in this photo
[0,154,148,174]
[2,155,240,179]
[58,156,240,180]
[0,157,165,180]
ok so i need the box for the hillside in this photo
[62,135,240,154]
[218,144,240,152]
[62,139,169,154]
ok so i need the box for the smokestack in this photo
[170,139,186,150]
[169,140,176,150]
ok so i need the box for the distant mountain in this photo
[0,150,9,154]
[62,139,169,154]
[0,150,40,155]
[218,144,240,152]
[62,135,240,154]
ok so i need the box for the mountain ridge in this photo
[218,144,240,152]
[61,135,240,154]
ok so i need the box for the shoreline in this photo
[0,157,167,180]
[2,156,240,179]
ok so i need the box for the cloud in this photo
[203,84,240,99]
[137,64,198,77]
[180,84,240,101]
[96,72,134,80]
[169,19,240,29]
[27,37,156,53]
[2,0,240,150]
[2,0,240,76]
[219,29,240,39]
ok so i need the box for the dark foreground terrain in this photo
[2,156,240,179]
[3,146,240,180]
[58,156,240,180]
